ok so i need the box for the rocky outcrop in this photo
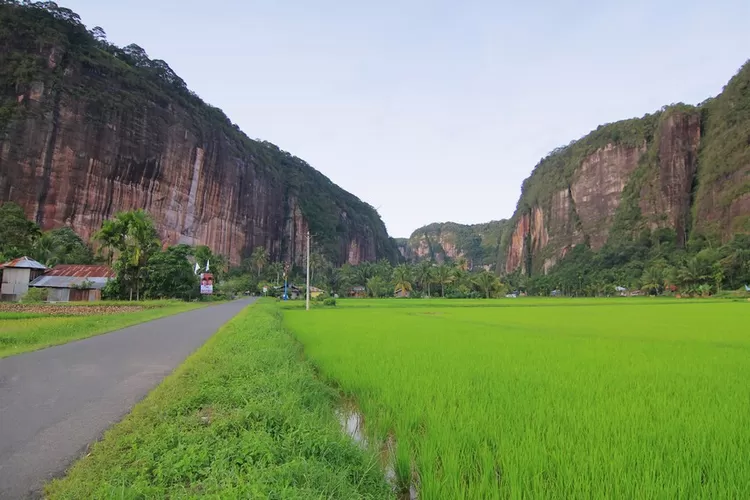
[0,3,398,266]
[501,97,737,275]
[639,111,701,245]
[404,220,508,269]
[570,142,646,250]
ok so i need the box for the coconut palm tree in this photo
[415,261,434,296]
[455,256,469,271]
[392,264,413,296]
[640,266,664,295]
[366,275,389,298]
[249,246,268,277]
[96,209,159,300]
[474,270,501,299]
[268,262,284,285]
[433,264,454,297]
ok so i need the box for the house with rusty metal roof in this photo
[29,264,115,302]
[0,257,47,301]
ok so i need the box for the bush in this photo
[21,287,47,303]
[323,297,336,307]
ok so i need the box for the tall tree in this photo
[433,264,454,297]
[309,251,327,286]
[415,261,434,296]
[366,275,389,298]
[474,271,501,299]
[249,246,268,277]
[32,227,93,266]
[95,210,160,300]
[143,244,197,300]
[392,264,413,295]
[455,256,469,272]
[0,202,40,260]
[268,262,284,285]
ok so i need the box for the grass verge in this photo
[0,302,202,358]
[45,300,391,499]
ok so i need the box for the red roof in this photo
[45,264,115,279]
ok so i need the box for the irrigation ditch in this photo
[336,400,419,500]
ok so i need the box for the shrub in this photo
[21,287,47,303]
[323,297,337,307]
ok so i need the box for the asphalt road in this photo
[0,298,254,499]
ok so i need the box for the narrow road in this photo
[0,298,254,499]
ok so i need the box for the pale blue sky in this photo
[64,0,749,237]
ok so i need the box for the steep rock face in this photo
[692,62,750,238]
[502,107,707,275]
[570,142,646,250]
[639,111,701,245]
[0,3,398,266]
[404,220,508,269]
[501,58,750,277]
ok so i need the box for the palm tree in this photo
[452,267,469,289]
[366,275,389,298]
[415,261,434,296]
[474,270,501,299]
[354,262,374,286]
[640,266,664,295]
[96,210,159,300]
[433,264,453,297]
[455,256,469,271]
[250,246,268,277]
[392,264,413,296]
[32,232,57,267]
[268,262,284,285]
[310,252,327,286]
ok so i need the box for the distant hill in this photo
[399,221,508,270]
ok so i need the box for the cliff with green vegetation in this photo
[400,220,508,269]
[0,1,398,266]
[501,60,750,277]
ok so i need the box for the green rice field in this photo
[284,298,750,499]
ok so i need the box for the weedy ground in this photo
[46,301,392,499]
[284,297,750,499]
[0,300,201,358]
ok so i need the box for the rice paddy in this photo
[283,298,750,499]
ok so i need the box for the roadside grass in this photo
[46,300,391,499]
[284,299,750,498]
[0,301,202,358]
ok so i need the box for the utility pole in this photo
[306,231,311,311]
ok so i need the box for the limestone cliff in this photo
[401,220,508,269]
[0,2,398,266]
[502,60,750,275]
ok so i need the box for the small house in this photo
[349,285,367,298]
[29,264,115,302]
[0,257,47,301]
[394,286,410,298]
[308,286,325,298]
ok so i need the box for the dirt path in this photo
[0,298,254,499]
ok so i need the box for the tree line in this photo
[3,201,747,301]
[0,203,225,301]
[506,228,750,297]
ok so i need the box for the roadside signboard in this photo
[200,273,214,295]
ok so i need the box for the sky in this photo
[63,0,750,238]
